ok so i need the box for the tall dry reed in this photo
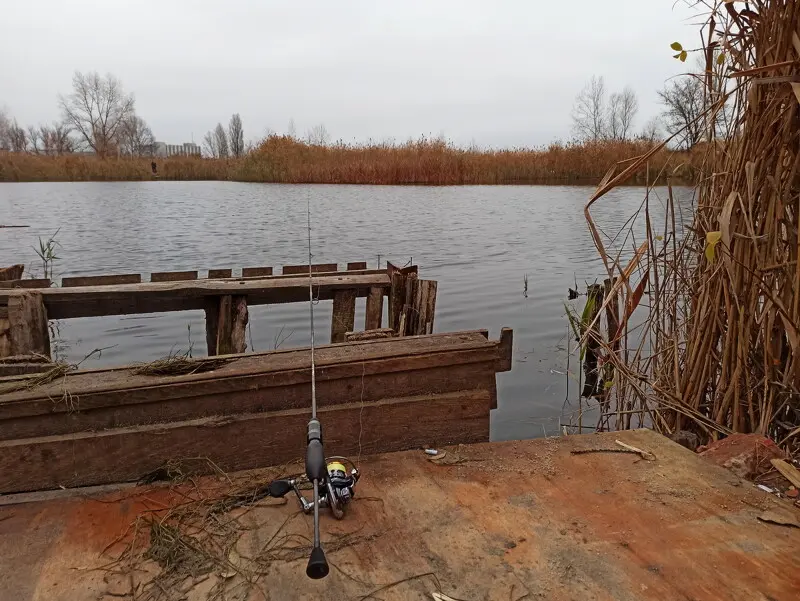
[581,0,800,453]
[1,139,694,185]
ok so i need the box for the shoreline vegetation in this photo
[0,137,696,185]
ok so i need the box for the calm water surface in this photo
[0,182,693,440]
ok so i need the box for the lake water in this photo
[0,182,693,441]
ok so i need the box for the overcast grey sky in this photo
[1,0,699,148]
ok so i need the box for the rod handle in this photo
[306,545,329,579]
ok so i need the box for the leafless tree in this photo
[59,71,135,157]
[7,120,27,152]
[39,122,74,155]
[214,123,229,157]
[287,118,296,139]
[658,75,704,150]
[27,126,41,153]
[617,87,638,141]
[119,116,155,156]
[0,108,11,151]
[639,117,663,143]
[571,76,607,142]
[228,113,244,157]
[305,123,330,146]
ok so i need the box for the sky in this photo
[1,0,701,148]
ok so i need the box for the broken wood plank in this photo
[0,273,391,320]
[0,390,491,493]
[345,328,394,342]
[365,287,383,330]
[215,295,248,355]
[242,267,273,278]
[62,274,142,287]
[331,289,357,343]
[282,263,338,275]
[424,280,437,334]
[0,265,24,281]
[151,270,198,282]
[347,262,368,270]
[8,292,50,358]
[0,279,50,289]
[207,269,232,279]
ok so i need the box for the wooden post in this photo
[365,287,383,330]
[0,265,24,281]
[0,306,10,358]
[581,284,604,399]
[411,280,437,335]
[8,292,51,359]
[205,295,248,355]
[331,289,356,343]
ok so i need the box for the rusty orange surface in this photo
[0,429,798,601]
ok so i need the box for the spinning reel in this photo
[269,457,360,519]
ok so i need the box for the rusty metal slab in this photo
[0,429,798,601]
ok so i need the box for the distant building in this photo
[154,141,201,157]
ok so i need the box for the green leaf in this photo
[716,52,725,65]
[679,50,688,63]
[670,42,683,51]
[673,53,682,60]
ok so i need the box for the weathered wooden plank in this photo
[347,262,368,270]
[282,263,338,275]
[345,329,394,342]
[204,298,220,356]
[424,280,437,334]
[151,270,198,282]
[0,331,503,419]
[0,390,490,493]
[331,289,357,343]
[0,279,51,289]
[215,296,248,355]
[62,274,142,287]
[365,287,383,330]
[0,273,391,320]
[8,293,50,358]
[0,265,24,281]
[0,360,498,440]
[207,269,232,279]
[242,267,273,278]
[0,317,9,358]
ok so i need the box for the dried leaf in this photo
[670,41,683,51]
[716,52,726,65]
[705,231,722,263]
[679,50,688,62]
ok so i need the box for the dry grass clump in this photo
[577,0,800,454]
[132,354,233,377]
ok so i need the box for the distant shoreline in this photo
[0,138,696,186]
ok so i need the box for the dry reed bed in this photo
[0,139,693,185]
[581,0,800,453]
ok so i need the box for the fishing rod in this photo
[267,196,360,579]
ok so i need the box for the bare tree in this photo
[202,131,218,158]
[119,116,155,156]
[571,76,606,142]
[27,126,41,153]
[658,75,704,150]
[7,120,27,152]
[59,71,135,157]
[618,87,638,141]
[639,117,663,143]
[228,113,244,157]
[305,123,330,146]
[39,122,74,155]
[287,118,296,139]
[214,123,229,157]
[0,108,11,151]
[607,92,623,141]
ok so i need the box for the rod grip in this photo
[306,419,326,481]
[306,545,329,579]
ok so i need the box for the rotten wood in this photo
[0,389,491,493]
[0,279,51,289]
[0,273,391,320]
[345,328,394,342]
[365,286,383,330]
[282,263,338,275]
[62,274,141,287]
[207,269,232,279]
[582,284,604,398]
[0,265,24,281]
[211,296,249,355]
[151,270,198,282]
[8,292,50,359]
[242,267,273,278]
[331,289,357,343]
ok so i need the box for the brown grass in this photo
[578,0,800,454]
[0,139,695,185]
